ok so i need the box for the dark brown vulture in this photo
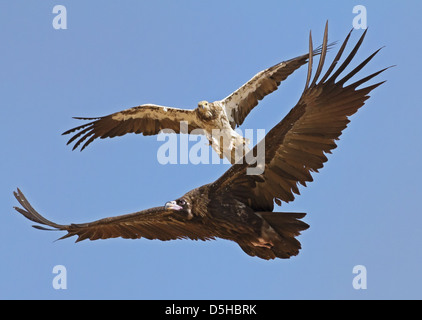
[13,24,388,260]
[62,41,334,163]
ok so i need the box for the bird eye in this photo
[177,199,186,206]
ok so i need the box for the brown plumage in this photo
[13,24,389,260]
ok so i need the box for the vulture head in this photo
[197,100,209,109]
[196,100,214,120]
[164,198,193,219]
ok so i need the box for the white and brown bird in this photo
[14,25,389,260]
[63,42,333,163]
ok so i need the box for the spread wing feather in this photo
[222,41,336,129]
[13,188,215,242]
[212,24,390,211]
[63,104,203,151]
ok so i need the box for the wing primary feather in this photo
[80,135,97,151]
[73,116,102,120]
[14,189,51,225]
[62,121,95,136]
[65,126,93,145]
[327,29,368,83]
[304,31,313,90]
[357,80,387,93]
[345,66,392,90]
[319,29,353,84]
[310,21,329,87]
[337,47,384,86]
[32,225,57,231]
[13,188,62,229]
[313,41,337,56]
[72,131,95,151]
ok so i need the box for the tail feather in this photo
[238,212,309,260]
[259,211,309,237]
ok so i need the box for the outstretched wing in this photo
[13,188,215,242]
[63,104,203,151]
[221,43,335,129]
[212,23,390,211]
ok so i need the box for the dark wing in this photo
[221,42,336,129]
[62,104,203,151]
[211,23,390,211]
[13,188,215,242]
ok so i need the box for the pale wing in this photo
[63,104,203,151]
[13,188,215,242]
[221,44,334,129]
[212,25,390,211]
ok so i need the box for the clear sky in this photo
[1,1,421,300]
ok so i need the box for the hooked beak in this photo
[165,201,183,211]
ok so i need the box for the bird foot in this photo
[251,238,273,249]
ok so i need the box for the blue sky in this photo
[1,1,421,299]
